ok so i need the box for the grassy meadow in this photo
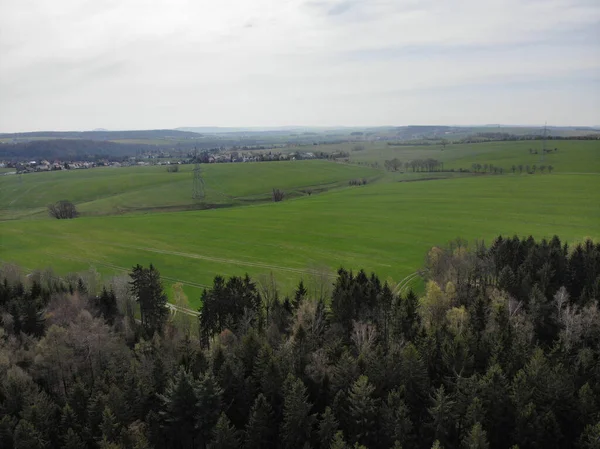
[0,160,380,220]
[311,139,600,173]
[1,168,598,307]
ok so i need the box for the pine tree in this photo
[318,407,339,449]
[61,404,79,435]
[159,367,199,448]
[461,423,489,449]
[244,394,276,449]
[428,385,456,447]
[100,407,120,443]
[20,295,45,337]
[347,376,379,447]
[68,382,89,428]
[0,415,16,449]
[579,422,600,449]
[14,419,45,449]
[330,431,350,449]
[129,264,169,336]
[63,427,86,449]
[281,375,316,448]
[95,286,118,324]
[210,413,240,449]
[195,371,223,447]
[293,280,308,309]
[381,389,413,448]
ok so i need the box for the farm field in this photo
[312,139,600,173]
[1,172,598,308]
[0,160,380,220]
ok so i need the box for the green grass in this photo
[305,140,600,173]
[1,173,598,308]
[0,161,380,220]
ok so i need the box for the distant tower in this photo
[192,150,205,200]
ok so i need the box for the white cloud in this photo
[0,0,598,130]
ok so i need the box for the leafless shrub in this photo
[272,188,285,202]
[48,200,78,219]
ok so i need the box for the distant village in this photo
[0,149,345,176]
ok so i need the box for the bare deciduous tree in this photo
[272,188,285,202]
[351,320,377,354]
[48,200,78,219]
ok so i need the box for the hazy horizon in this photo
[2,123,600,135]
[1,0,599,132]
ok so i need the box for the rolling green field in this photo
[0,161,380,220]
[1,140,598,307]
[311,140,600,173]
[1,171,598,307]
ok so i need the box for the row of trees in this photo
[470,164,504,174]
[510,164,554,174]
[0,236,599,448]
[384,159,442,172]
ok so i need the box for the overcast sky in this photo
[0,0,599,132]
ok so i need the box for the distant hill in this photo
[0,139,151,160]
[0,129,201,141]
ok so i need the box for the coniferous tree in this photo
[293,279,308,309]
[347,375,379,447]
[14,419,46,449]
[129,264,169,336]
[195,372,223,448]
[63,427,86,449]
[281,375,316,449]
[462,423,489,449]
[210,413,240,449]
[318,407,339,449]
[244,394,276,449]
[100,407,120,444]
[428,385,457,447]
[159,368,199,448]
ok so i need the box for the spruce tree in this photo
[195,371,223,447]
[100,407,120,443]
[129,264,168,336]
[428,385,456,447]
[159,367,199,448]
[281,375,316,448]
[347,376,379,447]
[244,394,276,449]
[13,419,45,449]
[63,427,85,449]
[461,423,489,449]
[293,280,308,309]
[318,407,339,449]
[210,413,240,449]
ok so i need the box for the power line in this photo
[192,150,205,200]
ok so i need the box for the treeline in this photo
[0,236,599,449]
[384,158,442,172]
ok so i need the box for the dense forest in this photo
[0,236,599,449]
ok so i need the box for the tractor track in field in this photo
[394,271,420,295]
[107,242,337,278]
[7,228,336,279]
[39,251,211,290]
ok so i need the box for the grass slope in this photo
[0,161,380,219]
[311,140,600,173]
[1,173,598,308]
